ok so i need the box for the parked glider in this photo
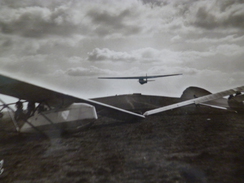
[0,72,243,134]
[144,86,244,116]
[98,73,182,85]
[92,86,244,116]
[0,73,144,133]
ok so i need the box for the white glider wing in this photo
[144,86,244,116]
[199,98,230,110]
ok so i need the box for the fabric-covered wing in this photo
[98,76,143,79]
[98,74,182,80]
[200,98,231,110]
[144,85,244,116]
[145,74,182,79]
[0,74,75,105]
[0,73,144,120]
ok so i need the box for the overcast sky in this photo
[0,0,243,101]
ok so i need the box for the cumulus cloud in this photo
[87,48,138,61]
[87,8,142,37]
[0,0,243,98]
[1,54,49,75]
[214,44,244,56]
[0,0,144,38]
[87,47,217,65]
[0,5,83,38]
[186,34,244,44]
[171,35,182,42]
[66,67,90,76]
[65,66,110,77]
[0,0,243,40]
[187,0,244,31]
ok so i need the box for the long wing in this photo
[0,73,144,120]
[98,73,182,80]
[144,74,182,79]
[199,98,231,110]
[144,85,244,116]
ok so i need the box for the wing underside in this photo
[200,98,231,110]
[0,73,144,120]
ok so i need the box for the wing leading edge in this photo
[144,86,244,116]
[98,73,182,80]
[0,73,144,120]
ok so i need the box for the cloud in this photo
[87,8,142,37]
[214,44,244,56]
[0,0,243,99]
[0,0,144,38]
[65,67,89,76]
[1,0,243,40]
[186,34,244,44]
[0,5,83,38]
[65,66,110,77]
[171,35,182,42]
[87,47,174,62]
[1,54,50,75]
[187,0,244,31]
[87,47,233,72]
[87,48,138,61]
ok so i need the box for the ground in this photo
[0,106,244,183]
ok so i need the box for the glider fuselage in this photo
[20,103,97,133]
[0,72,244,133]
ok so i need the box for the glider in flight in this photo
[0,73,243,134]
[98,73,182,85]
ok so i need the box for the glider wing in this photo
[98,73,182,80]
[0,73,144,120]
[144,86,244,116]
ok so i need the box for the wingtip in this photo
[143,111,150,116]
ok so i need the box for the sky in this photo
[0,0,244,102]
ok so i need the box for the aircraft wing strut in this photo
[144,85,244,116]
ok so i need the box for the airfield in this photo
[0,103,244,183]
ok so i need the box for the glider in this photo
[0,73,144,133]
[98,73,182,85]
[92,86,244,117]
[0,72,243,134]
[144,86,244,116]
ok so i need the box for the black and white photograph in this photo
[0,0,244,182]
